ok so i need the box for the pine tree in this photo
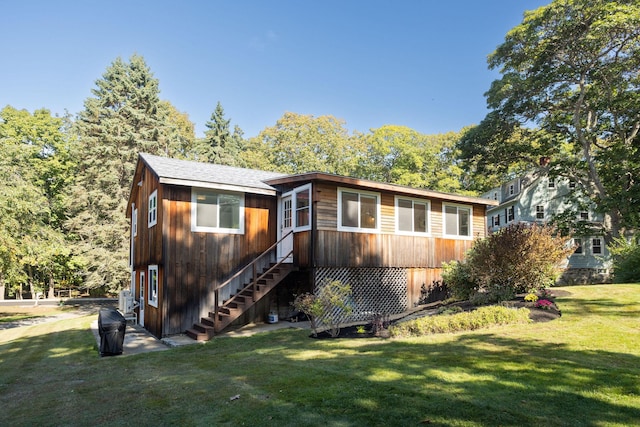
[199,101,242,165]
[67,55,171,292]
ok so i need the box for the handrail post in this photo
[214,289,219,322]
[252,262,257,302]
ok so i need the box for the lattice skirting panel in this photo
[313,267,408,324]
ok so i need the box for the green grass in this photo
[1,284,639,426]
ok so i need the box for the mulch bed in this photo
[312,290,569,339]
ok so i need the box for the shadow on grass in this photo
[1,316,639,426]
[559,297,640,318]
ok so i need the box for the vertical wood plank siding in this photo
[134,177,278,337]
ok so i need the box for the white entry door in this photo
[278,195,294,263]
[139,272,145,327]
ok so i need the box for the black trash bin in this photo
[98,308,127,356]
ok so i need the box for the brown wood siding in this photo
[313,230,475,269]
[315,183,337,230]
[160,187,277,336]
[407,268,444,306]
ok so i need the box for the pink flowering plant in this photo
[535,299,554,310]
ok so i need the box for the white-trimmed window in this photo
[507,206,515,222]
[536,205,545,220]
[492,214,501,227]
[592,238,603,255]
[548,179,555,189]
[192,188,244,234]
[508,184,515,196]
[148,265,158,308]
[338,188,380,232]
[294,184,311,230]
[395,197,430,235]
[133,206,138,237]
[443,204,472,238]
[579,212,589,221]
[573,238,583,255]
[148,190,158,227]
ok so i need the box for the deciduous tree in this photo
[459,0,640,243]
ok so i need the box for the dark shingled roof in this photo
[139,153,287,193]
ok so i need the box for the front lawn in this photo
[1,284,639,426]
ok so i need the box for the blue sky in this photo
[1,1,548,139]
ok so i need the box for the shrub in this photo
[441,260,476,300]
[389,306,531,337]
[462,223,574,303]
[609,235,640,283]
[292,292,323,336]
[293,279,354,338]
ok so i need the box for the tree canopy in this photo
[459,0,640,242]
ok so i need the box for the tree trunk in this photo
[48,275,55,299]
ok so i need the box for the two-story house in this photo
[127,153,498,340]
[483,160,610,284]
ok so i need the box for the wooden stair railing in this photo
[186,231,295,341]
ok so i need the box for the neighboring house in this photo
[483,160,611,285]
[127,153,498,340]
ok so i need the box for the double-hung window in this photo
[573,238,583,255]
[148,265,158,308]
[536,205,545,220]
[443,204,472,238]
[192,188,244,234]
[338,188,380,232]
[396,197,429,234]
[592,238,603,255]
[148,190,157,227]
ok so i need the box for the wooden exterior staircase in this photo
[186,232,295,341]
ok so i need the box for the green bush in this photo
[389,305,531,337]
[444,223,574,305]
[293,278,353,337]
[441,260,476,300]
[610,236,640,283]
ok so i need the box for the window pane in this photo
[219,194,240,229]
[196,192,218,228]
[398,199,413,231]
[341,191,359,227]
[445,206,458,235]
[295,189,310,227]
[360,195,377,229]
[414,203,427,233]
[459,208,470,236]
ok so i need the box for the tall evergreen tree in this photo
[67,55,174,292]
[198,101,242,165]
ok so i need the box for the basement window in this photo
[192,188,244,234]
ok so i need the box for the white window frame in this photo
[548,179,555,189]
[395,196,430,236]
[148,190,158,227]
[293,184,312,232]
[536,205,545,220]
[148,265,158,308]
[337,187,381,233]
[191,188,245,234]
[508,184,515,196]
[442,203,473,239]
[592,238,603,255]
[493,214,501,227]
[579,212,589,221]
[132,205,138,237]
[573,238,584,256]
[507,206,515,222]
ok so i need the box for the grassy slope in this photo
[1,284,639,427]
